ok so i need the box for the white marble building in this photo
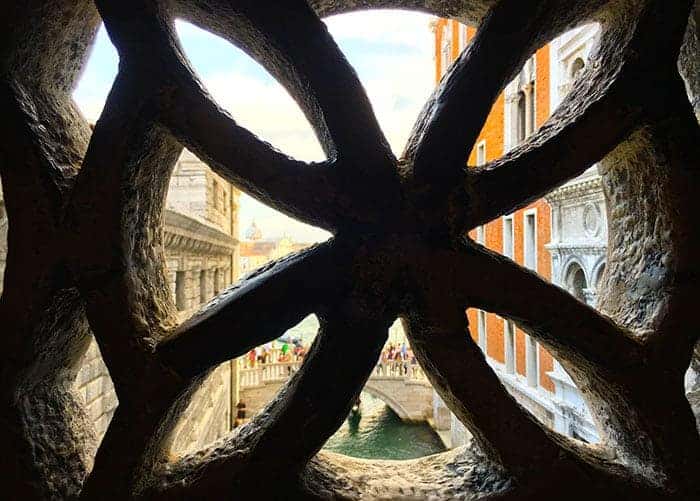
[543,23,603,444]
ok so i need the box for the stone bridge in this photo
[239,361,434,422]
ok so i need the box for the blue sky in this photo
[73,10,435,242]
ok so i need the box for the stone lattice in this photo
[1,0,699,499]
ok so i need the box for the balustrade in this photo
[239,359,424,388]
[239,361,302,388]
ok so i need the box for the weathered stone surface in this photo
[0,0,699,499]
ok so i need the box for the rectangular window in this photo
[476,140,486,166]
[528,84,536,136]
[503,215,514,259]
[213,179,219,206]
[441,26,451,77]
[517,92,527,144]
[477,310,487,352]
[476,225,485,245]
[504,320,516,374]
[524,211,537,271]
[459,24,468,50]
[526,334,539,387]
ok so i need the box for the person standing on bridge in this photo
[247,349,256,368]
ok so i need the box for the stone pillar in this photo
[230,357,240,429]
[551,207,561,243]
[223,266,230,289]
[186,269,196,311]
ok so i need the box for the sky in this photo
[73,10,436,243]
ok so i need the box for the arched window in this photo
[516,91,527,143]
[566,264,588,302]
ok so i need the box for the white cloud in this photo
[325,9,435,51]
[72,11,436,243]
[197,12,435,242]
[203,72,325,162]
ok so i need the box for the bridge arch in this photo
[238,362,434,422]
[361,382,412,421]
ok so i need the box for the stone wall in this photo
[68,207,239,453]
[166,149,239,237]
[0,152,241,455]
[163,209,238,319]
[75,340,118,440]
[238,381,282,419]
[168,361,233,457]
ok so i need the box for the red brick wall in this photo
[451,21,460,60]
[457,27,556,391]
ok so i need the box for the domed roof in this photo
[244,220,263,240]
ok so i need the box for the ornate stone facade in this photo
[544,168,606,443]
[544,23,605,444]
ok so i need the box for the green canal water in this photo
[323,392,446,460]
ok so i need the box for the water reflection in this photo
[324,392,445,460]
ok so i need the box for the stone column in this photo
[230,357,240,429]
[551,206,561,243]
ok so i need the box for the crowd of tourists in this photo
[376,342,419,377]
[242,338,420,377]
[243,338,307,368]
[235,339,420,428]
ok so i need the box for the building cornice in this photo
[545,243,606,254]
[546,174,602,203]
[164,209,238,256]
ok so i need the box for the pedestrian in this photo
[247,349,256,368]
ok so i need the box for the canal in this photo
[324,392,446,460]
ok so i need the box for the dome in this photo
[244,220,263,240]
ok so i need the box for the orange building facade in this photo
[431,18,611,447]
[433,19,608,445]
[435,19,555,394]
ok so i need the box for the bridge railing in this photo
[239,359,425,389]
[372,361,426,380]
[239,361,302,388]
